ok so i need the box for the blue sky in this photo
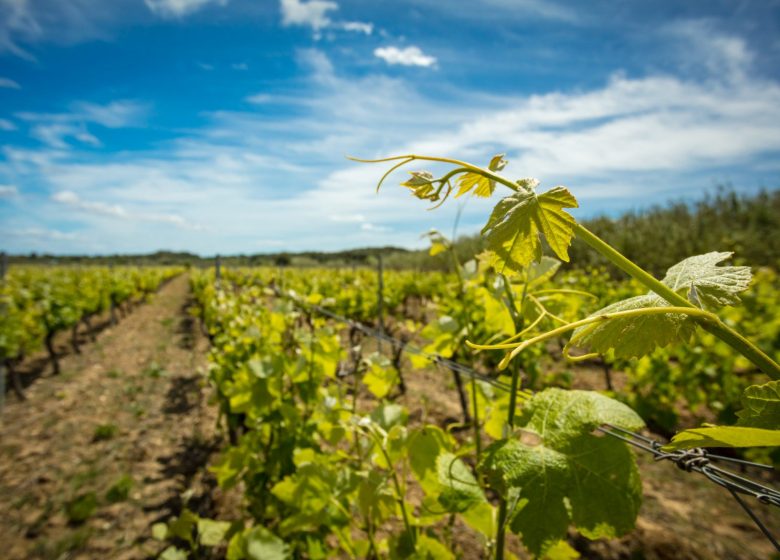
[1,0,779,255]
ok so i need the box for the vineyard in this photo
[0,156,779,560]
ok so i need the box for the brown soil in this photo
[0,275,219,560]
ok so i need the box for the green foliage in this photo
[736,380,780,428]
[105,475,133,503]
[65,492,98,524]
[568,252,752,359]
[92,423,119,442]
[666,426,780,449]
[666,380,780,450]
[481,184,578,274]
[480,389,644,557]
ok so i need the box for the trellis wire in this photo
[276,288,780,551]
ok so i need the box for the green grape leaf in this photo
[481,287,515,336]
[370,402,408,430]
[736,381,780,429]
[244,526,291,560]
[436,452,486,513]
[662,252,752,309]
[525,256,561,286]
[407,426,454,494]
[414,534,455,559]
[664,381,780,451]
[198,518,232,547]
[455,172,493,198]
[569,294,695,359]
[159,547,188,560]
[665,426,780,450]
[569,253,752,359]
[481,186,578,274]
[402,171,436,200]
[362,353,398,399]
[479,389,643,557]
[454,154,507,199]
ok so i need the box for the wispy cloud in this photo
[52,190,126,217]
[52,189,204,230]
[144,0,227,18]
[0,119,16,131]
[31,123,101,149]
[17,99,149,149]
[374,46,437,67]
[339,21,372,35]
[0,77,20,89]
[245,93,273,104]
[0,184,18,198]
[0,0,124,59]
[2,227,80,242]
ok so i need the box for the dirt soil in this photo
[0,274,219,560]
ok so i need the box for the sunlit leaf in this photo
[481,186,578,274]
[479,389,643,557]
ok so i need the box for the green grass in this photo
[92,423,118,442]
[105,475,133,503]
[65,492,97,524]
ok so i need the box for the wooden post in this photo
[0,252,7,281]
[215,254,221,283]
[0,360,5,412]
[377,254,385,353]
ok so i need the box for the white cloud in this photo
[31,123,100,149]
[51,189,204,230]
[0,118,16,131]
[0,184,18,197]
[280,0,337,31]
[374,46,437,67]
[144,0,227,18]
[330,213,365,223]
[232,62,248,70]
[279,0,374,38]
[245,93,273,104]
[0,77,20,89]
[0,0,129,59]
[71,100,149,128]
[665,19,754,82]
[3,227,80,242]
[18,99,148,148]
[339,21,372,35]
[53,190,126,217]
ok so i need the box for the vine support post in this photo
[215,254,221,284]
[0,251,7,281]
[376,253,385,353]
[0,360,5,413]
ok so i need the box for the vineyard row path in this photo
[0,273,219,560]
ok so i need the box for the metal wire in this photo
[276,287,780,551]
